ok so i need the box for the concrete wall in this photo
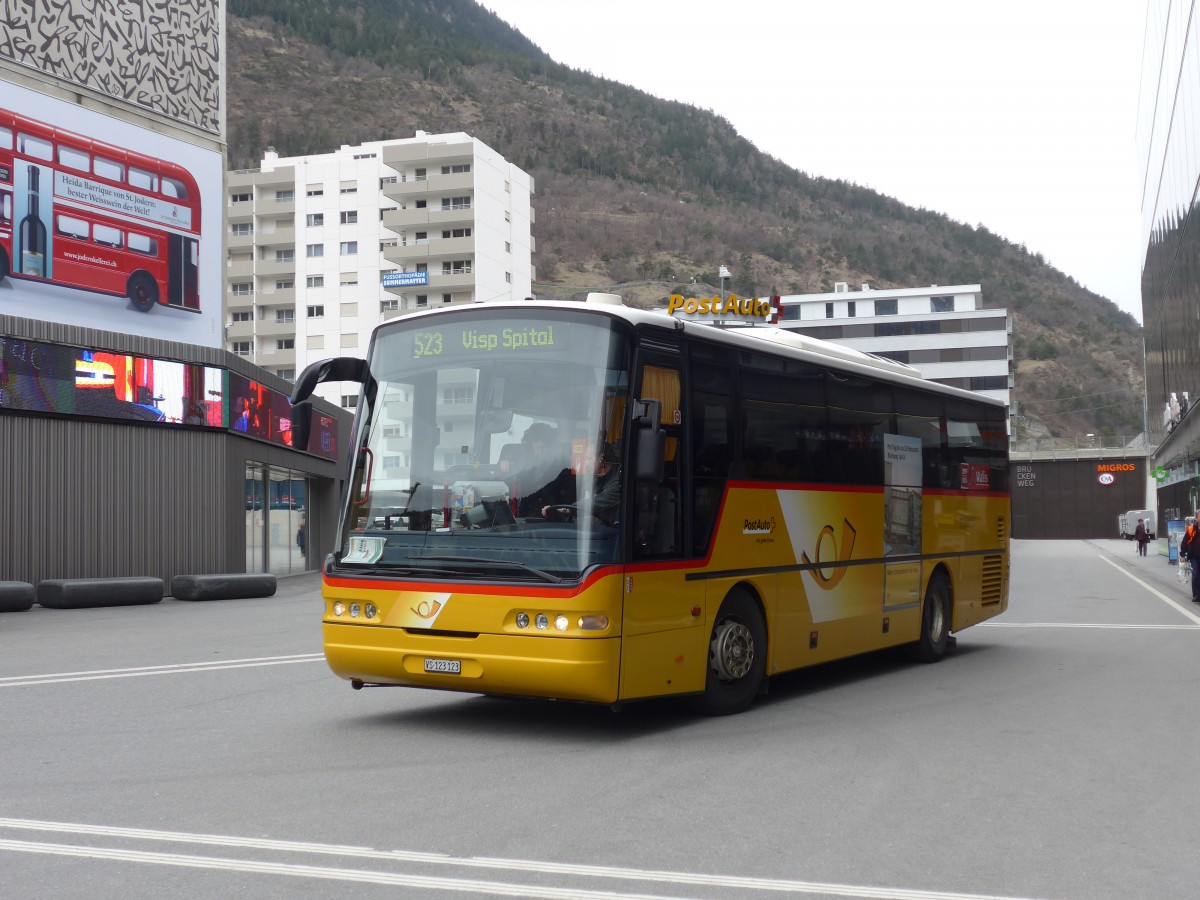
[1012,457,1148,539]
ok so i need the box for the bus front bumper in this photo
[323,622,622,704]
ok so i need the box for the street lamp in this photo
[718,265,731,304]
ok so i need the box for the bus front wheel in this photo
[692,590,766,716]
[129,273,158,312]
[906,573,951,663]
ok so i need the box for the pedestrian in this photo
[1180,518,1200,602]
[1135,518,1150,557]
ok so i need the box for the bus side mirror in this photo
[290,356,369,405]
[634,426,665,484]
[290,400,313,452]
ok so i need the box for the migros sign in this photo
[667,293,773,320]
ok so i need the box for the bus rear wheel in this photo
[692,590,766,716]
[129,273,158,312]
[906,573,951,663]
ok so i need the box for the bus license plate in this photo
[424,658,461,674]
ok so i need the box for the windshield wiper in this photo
[415,555,563,584]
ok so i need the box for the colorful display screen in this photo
[0,336,337,460]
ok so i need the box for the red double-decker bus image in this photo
[0,108,201,314]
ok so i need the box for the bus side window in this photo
[129,167,158,192]
[93,224,123,249]
[128,233,158,256]
[55,214,89,241]
[692,391,732,556]
[161,176,189,200]
[94,157,124,182]
[57,145,90,172]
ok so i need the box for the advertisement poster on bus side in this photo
[0,83,222,349]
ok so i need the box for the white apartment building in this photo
[225,132,534,408]
[776,283,1012,408]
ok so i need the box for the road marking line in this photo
[0,654,325,688]
[0,819,1054,900]
[1096,554,1200,626]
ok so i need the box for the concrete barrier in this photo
[36,577,164,609]
[170,573,277,602]
[0,581,35,612]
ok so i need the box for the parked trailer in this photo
[1120,509,1156,540]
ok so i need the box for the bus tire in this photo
[129,273,158,312]
[906,572,951,663]
[692,589,766,716]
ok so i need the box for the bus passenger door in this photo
[620,354,708,700]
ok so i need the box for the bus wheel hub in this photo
[711,620,754,681]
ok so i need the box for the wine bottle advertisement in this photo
[13,163,52,279]
[0,83,222,350]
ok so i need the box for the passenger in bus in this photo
[515,422,574,517]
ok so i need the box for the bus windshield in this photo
[336,308,632,581]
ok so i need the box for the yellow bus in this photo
[290,293,1009,714]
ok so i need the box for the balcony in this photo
[227,230,255,250]
[254,197,295,218]
[225,319,255,339]
[226,257,253,279]
[382,234,476,266]
[380,140,474,170]
[380,171,474,202]
[254,257,298,277]
[255,317,299,338]
[382,207,474,230]
[255,223,296,247]
[256,286,296,306]
[429,270,476,292]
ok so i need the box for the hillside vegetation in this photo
[227,0,1145,441]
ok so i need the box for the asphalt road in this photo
[2,538,1198,900]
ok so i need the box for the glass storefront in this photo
[245,462,314,575]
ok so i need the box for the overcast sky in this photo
[481,0,1149,322]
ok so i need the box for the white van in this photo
[1121,509,1156,540]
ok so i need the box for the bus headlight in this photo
[554,615,569,632]
[535,613,549,630]
[332,601,346,617]
[515,612,530,629]
[364,603,378,619]
[579,615,609,631]
[349,603,361,618]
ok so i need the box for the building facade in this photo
[1140,1,1200,514]
[775,283,1012,408]
[226,134,534,409]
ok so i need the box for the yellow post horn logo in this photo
[801,518,857,590]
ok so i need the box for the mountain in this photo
[226,0,1146,441]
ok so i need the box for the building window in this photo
[306,187,323,197]
[276,279,294,290]
[340,210,358,225]
[353,152,376,160]
[340,185,357,195]
[847,301,856,318]
[307,305,325,318]
[441,164,471,174]
[969,376,1008,391]
[231,222,252,236]
[380,176,397,186]
[931,295,955,313]
[416,263,428,274]
[442,260,472,275]
[415,199,427,209]
[340,274,359,286]
[277,338,294,351]
[232,341,252,356]
[875,299,898,315]
[341,395,358,409]
[230,282,253,296]
[306,243,324,258]
[825,302,834,318]
[231,311,252,322]
[414,168,426,181]
[307,275,324,288]
[380,298,399,312]
[443,227,472,238]
[505,241,511,253]
[275,249,295,263]
[231,192,251,203]
[414,231,428,245]
[442,196,471,210]
[416,294,428,307]
[340,241,358,256]
[380,239,397,249]
[443,293,453,304]
[276,309,295,324]
[275,189,294,202]
[505,271,512,283]
[277,368,294,380]
[306,213,324,227]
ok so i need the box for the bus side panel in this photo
[618,567,707,700]
[923,492,1009,631]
